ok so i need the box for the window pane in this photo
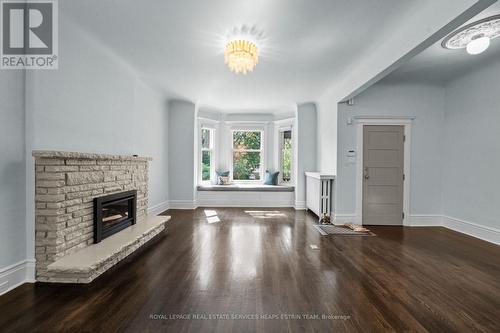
[202,150,211,181]
[201,129,210,149]
[233,131,261,150]
[281,130,292,182]
[233,151,261,180]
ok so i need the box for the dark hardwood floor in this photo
[1,208,499,332]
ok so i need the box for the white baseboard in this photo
[409,215,442,227]
[150,196,304,212]
[443,216,500,245]
[294,201,306,210]
[334,214,443,227]
[0,259,35,296]
[169,200,197,210]
[334,214,357,224]
[197,191,294,208]
[198,201,293,208]
[148,200,170,216]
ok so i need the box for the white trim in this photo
[0,260,35,296]
[276,125,294,185]
[334,214,357,224]
[197,117,220,125]
[332,213,500,245]
[354,115,416,120]
[223,120,271,125]
[169,200,197,210]
[409,214,442,227]
[443,216,500,245]
[148,200,170,216]
[197,191,294,208]
[294,200,307,210]
[355,117,413,225]
[198,124,217,185]
[274,117,295,126]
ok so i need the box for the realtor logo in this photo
[1,0,58,69]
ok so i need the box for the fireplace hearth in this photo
[94,190,137,243]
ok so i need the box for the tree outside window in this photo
[201,128,213,182]
[232,131,262,180]
[281,130,292,183]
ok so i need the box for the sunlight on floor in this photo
[206,216,221,223]
[244,210,287,219]
[204,210,221,223]
[230,224,262,280]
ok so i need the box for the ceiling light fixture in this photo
[223,25,264,74]
[466,34,490,55]
[224,39,258,74]
[442,14,500,55]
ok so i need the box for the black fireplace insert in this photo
[94,190,137,243]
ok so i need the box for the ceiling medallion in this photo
[442,14,500,55]
[224,25,263,74]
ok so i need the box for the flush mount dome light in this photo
[466,35,490,54]
[442,14,500,55]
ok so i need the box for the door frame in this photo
[354,116,414,226]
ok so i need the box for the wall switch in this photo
[346,149,356,164]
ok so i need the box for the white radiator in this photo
[305,172,335,219]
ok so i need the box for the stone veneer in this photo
[33,150,151,282]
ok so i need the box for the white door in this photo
[362,125,404,225]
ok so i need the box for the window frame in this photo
[199,125,215,185]
[230,127,265,183]
[278,127,293,185]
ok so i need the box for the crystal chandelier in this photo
[224,39,259,74]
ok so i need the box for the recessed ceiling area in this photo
[60,0,416,110]
[383,2,500,85]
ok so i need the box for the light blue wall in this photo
[336,83,445,215]
[296,103,318,206]
[2,16,171,271]
[317,94,338,174]
[21,16,170,268]
[25,17,170,209]
[0,72,26,268]
[133,81,169,208]
[26,17,136,155]
[443,58,500,230]
[168,100,195,202]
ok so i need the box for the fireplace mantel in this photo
[33,150,152,161]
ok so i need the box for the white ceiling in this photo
[383,2,500,85]
[61,0,416,111]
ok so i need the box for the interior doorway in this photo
[362,125,405,225]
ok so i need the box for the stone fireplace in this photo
[33,150,168,283]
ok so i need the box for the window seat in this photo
[197,184,294,192]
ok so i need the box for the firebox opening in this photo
[94,190,137,243]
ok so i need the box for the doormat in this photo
[313,224,376,236]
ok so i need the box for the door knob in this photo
[364,167,369,180]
